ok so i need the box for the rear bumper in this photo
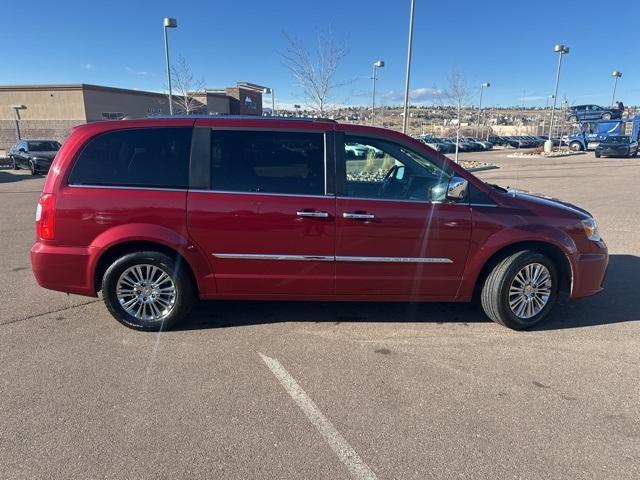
[570,247,609,299]
[30,242,97,297]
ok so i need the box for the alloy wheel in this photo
[116,264,177,322]
[508,263,552,319]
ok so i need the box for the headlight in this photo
[581,217,601,241]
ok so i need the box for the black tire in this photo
[29,160,37,175]
[601,112,612,120]
[595,151,601,158]
[102,251,195,331]
[569,141,583,152]
[11,156,19,170]
[568,115,578,123]
[481,250,558,330]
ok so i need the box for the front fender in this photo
[88,223,216,295]
[457,224,577,299]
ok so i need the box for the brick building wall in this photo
[0,119,83,155]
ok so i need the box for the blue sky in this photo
[4,0,640,108]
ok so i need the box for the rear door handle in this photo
[297,210,329,218]
[343,212,375,220]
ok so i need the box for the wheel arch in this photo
[93,240,200,294]
[472,240,573,299]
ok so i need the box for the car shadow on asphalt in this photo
[176,254,639,332]
[0,169,42,183]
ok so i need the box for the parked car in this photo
[488,136,519,148]
[418,136,453,153]
[8,139,61,175]
[565,104,622,123]
[31,116,608,331]
[446,137,479,151]
[463,137,493,150]
[594,135,638,158]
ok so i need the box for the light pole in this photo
[611,70,622,107]
[402,0,416,134]
[371,60,384,125]
[546,44,569,152]
[11,105,26,140]
[264,88,275,116]
[163,17,177,115]
[476,82,490,137]
[540,94,554,137]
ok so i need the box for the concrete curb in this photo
[467,165,499,172]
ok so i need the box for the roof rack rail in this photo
[132,114,337,123]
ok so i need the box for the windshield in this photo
[28,141,60,151]
[603,136,629,143]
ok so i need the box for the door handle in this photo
[296,210,329,218]
[343,212,375,220]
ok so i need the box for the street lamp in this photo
[476,82,490,137]
[540,94,554,137]
[371,60,385,125]
[263,88,275,116]
[11,105,26,140]
[402,0,416,134]
[546,44,569,152]
[163,17,178,115]
[611,70,622,107]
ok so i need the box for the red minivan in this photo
[31,117,608,330]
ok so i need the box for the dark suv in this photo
[8,139,61,175]
[31,117,607,331]
[565,105,622,123]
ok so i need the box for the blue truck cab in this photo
[568,115,640,151]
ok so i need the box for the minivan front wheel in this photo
[481,251,558,330]
[102,251,195,331]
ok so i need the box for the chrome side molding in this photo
[212,253,452,263]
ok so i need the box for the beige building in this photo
[0,82,265,151]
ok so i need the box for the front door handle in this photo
[343,212,375,220]
[297,210,329,218]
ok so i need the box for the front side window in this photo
[343,136,451,202]
[210,130,325,196]
[69,128,192,189]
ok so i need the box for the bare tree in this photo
[441,70,471,163]
[170,55,206,115]
[281,31,348,115]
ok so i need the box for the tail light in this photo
[36,193,56,240]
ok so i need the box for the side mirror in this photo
[446,176,468,201]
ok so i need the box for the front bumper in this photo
[570,242,609,298]
[30,241,97,297]
[597,147,629,157]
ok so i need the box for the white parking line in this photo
[258,352,377,480]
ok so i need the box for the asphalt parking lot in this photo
[1,151,638,480]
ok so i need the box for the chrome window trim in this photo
[67,184,188,192]
[190,189,334,199]
[469,203,498,208]
[212,253,452,264]
[336,195,468,206]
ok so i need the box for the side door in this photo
[187,125,336,296]
[334,133,472,299]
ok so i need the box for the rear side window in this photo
[69,128,192,189]
[210,130,325,195]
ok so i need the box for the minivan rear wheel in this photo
[481,251,558,330]
[102,251,195,331]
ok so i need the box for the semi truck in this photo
[568,115,640,151]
